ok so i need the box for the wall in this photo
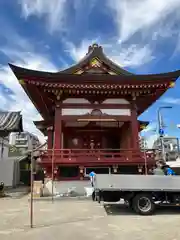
[0,159,20,187]
[0,137,10,161]
[62,108,131,116]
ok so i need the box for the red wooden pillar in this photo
[54,106,62,149]
[131,104,140,149]
[122,123,132,161]
[126,125,131,148]
[47,127,53,149]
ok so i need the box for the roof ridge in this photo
[59,43,133,75]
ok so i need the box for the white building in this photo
[139,135,148,150]
[0,136,10,160]
[9,132,40,154]
[153,136,179,162]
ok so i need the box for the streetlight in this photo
[157,106,172,162]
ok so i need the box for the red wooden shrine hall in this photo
[9,43,180,180]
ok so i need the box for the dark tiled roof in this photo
[9,62,180,82]
[0,111,23,137]
[139,121,149,125]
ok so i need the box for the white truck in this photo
[93,174,180,215]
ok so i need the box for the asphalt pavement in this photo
[1,196,180,239]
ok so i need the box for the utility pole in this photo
[142,137,148,175]
[30,142,47,228]
[157,106,172,162]
[30,151,34,228]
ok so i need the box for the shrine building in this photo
[9,43,180,180]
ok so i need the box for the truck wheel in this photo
[96,191,101,203]
[132,194,155,215]
[98,193,102,203]
[92,191,95,201]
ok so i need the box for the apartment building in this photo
[153,136,179,162]
[139,135,148,150]
[9,132,40,154]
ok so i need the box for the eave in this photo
[139,121,149,130]
[34,119,150,135]
[9,63,180,84]
[9,61,180,119]
[34,120,53,135]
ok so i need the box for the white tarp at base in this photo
[168,158,180,168]
[43,180,58,196]
[84,187,94,197]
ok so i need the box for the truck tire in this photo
[132,193,155,215]
[92,191,101,202]
[92,191,95,201]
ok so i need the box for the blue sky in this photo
[1,0,180,146]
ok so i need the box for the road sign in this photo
[159,128,164,136]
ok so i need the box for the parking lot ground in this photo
[1,196,180,240]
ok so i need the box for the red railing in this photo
[39,149,155,164]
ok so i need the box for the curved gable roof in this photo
[60,43,133,75]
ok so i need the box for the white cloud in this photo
[106,44,154,67]
[65,39,99,62]
[140,122,158,148]
[162,97,180,105]
[66,40,154,68]
[64,39,96,61]
[19,0,67,33]
[19,0,99,34]
[141,123,157,134]
[0,36,59,143]
[146,134,158,148]
[107,0,180,42]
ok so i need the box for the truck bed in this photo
[94,174,180,192]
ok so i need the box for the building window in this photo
[59,166,79,178]
[85,167,110,177]
[16,133,26,139]
[15,140,27,145]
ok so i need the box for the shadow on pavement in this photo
[29,215,104,230]
[104,203,180,216]
[5,186,30,198]
[104,204,135,216]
